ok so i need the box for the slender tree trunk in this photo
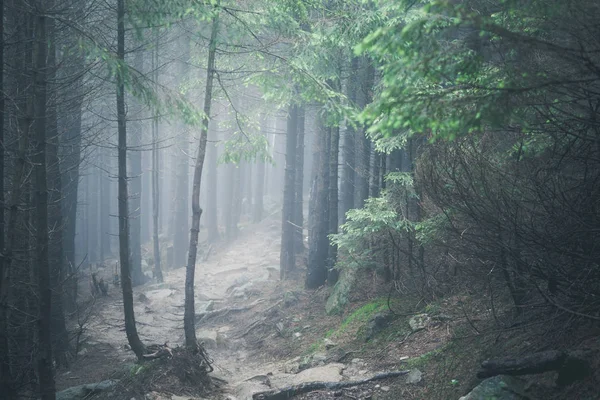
[33,6,56,397]
[60,38,83,311]
[369,149,381,198]
[173,36,191,260]
[306,113,329,289]
[117,0,145,360]
[130,49,143,284]
[152,29,163,283]
[253,114,267,223]
[0,0,10,395]
[280,104,298,279]
[184,7,219,351]
[327,122,340,284]
[293,105,305,252]
[341,58,358,223]
[354,59,375,208]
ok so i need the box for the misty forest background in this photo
[0,0,599,398]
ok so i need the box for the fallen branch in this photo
[477,350,593,385]
[252,370,410,400]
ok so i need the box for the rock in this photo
[299,352,327,371]
[292,363,345,385]
[381,386,390,392]
[405,369,422,384]
[326,268,357,315]
[459,376,529,400]
[56,380,118,400]
[365,313,393,341]
[324,338,337,349]
[283,291,300,307]
[408,314,431,332]
[145,288,174,301]
[196,300,214,314]
[196,329,218,349]
[294,332,302,338]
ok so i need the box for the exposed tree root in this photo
[252,370,410,400]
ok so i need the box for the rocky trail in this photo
[57,216,417,400]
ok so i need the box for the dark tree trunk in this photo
[327,123,339,277]
[117,0,145,360]
[293,105,305,252]
[59,31,83,310]
[354,59,375,208]
[280,104,298,279]
[369,149,381,198]
[253,114,267,223]
[151,29,163,283]
[306,113,329,289]
[33,6,56,397]
[129,49,143,283]
[184,7,219,351]
[341,57,358,223]
[0,0,10,395]
[46,13,69,366]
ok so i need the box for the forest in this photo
[0,0,599,399]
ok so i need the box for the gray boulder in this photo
[459,376,529,400]
[56,380,118,400]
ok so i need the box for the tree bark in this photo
[306,113,329,289]
[0,0,10,395]
[152,29,163,283]
[46,11,69,365]
[327,123,339,278]
[280,104,298,279]
[117,0,145,360]
[130,48,144,284]
[33,6,56,397]
[253,114,267,223]
[340,57,358,223]
[184,7,219,351]
[293,105,305,252]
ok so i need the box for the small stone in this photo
[408,314,431,332]
[359,369,367,375]
[406,369,423,384]
[381,386,390,392]
[294,332,302,338]
[302,325,311,330]
[400,356,409,361]
[374,384,381,389]
[324,338,337,349]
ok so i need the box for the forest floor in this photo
[54,212,600,400]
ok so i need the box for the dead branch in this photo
[252,370,410,400]
[477,350,593,385]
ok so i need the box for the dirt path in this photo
[70,216,286,398]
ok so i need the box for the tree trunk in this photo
[280,104,298,279]
[184,7,219,351]
[369,149,381,198]
[293,105,305,252]
[253,114,267,223]
[354,59,375,208]
[117,0,145,360]
[341,58,358,223]
[0,0,10,395]
[306,113,329,289]
[327,123,339,280]
[130,48,143,284]
[33,6,56,398]
[152,29,163,283]
[46,12,69,365]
